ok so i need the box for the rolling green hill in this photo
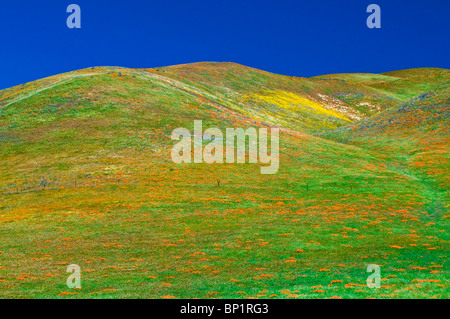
[0,63,448,299]
[313,67,450,101]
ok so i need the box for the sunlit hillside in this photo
[0,63,448,299]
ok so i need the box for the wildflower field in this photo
[0,63,448,298]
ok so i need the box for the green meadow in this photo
[0,63,448,298]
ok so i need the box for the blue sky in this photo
[0,0,449,89]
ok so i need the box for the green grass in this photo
[0,63,448,299]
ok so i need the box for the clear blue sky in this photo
[0,0,449,89]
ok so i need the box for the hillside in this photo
[322,82,449,218]
[0,63,448,299]
[313,67,450,101]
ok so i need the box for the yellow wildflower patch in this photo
[247,90,352,122]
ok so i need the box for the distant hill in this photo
[313,67,450,101]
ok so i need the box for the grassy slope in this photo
[313,67,450,101]
[322,82,449,217]
[147,63,410,129]
[0,64,448,298]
